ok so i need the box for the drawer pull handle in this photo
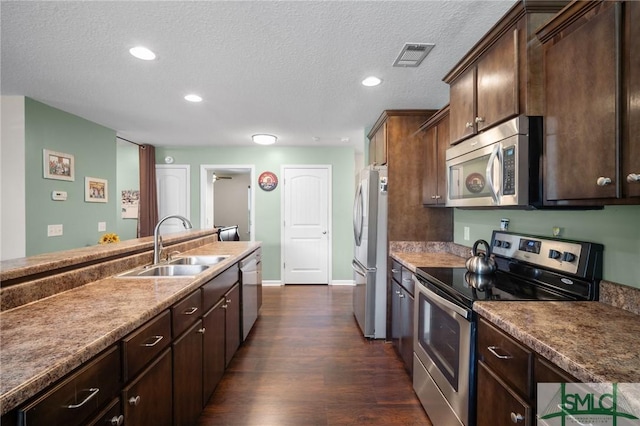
[110,415,125,426]
[487,346,513,359]
[391,269,400,273]
[128,395,141,406]
[510,412,524,423]
[183,307,198,315]
[141,335,164,347]
[402,278,412,283]
[66,387,99,409]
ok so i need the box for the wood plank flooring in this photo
[196,285,432,426]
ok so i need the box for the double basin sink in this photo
[118,255,229,278]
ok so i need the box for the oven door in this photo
[413,276,472,426]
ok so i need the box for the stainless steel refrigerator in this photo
[352,165,387,339]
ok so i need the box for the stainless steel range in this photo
[412,231,604,426]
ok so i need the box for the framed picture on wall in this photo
[43,149,75,181]
[85,177,108,203]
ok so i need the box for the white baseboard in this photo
[262,280,283,286]
[262,280,355,286]
[330,280,355,286]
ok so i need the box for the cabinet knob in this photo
[465,122,474,129]
[431,195,437,199]
[110,415,124,426]
[395,290,401,295]
[128,395,141,406]
[222,304,228,309]
[627,173,640,183]
[197,327,206,334]
[399,293,405,299]
[226,298,232,303]
[596,177,612,186]
[475,116,485,123]
[434,195,441,200]
[510,412,524,423]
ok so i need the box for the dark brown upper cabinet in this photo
[444,1,568,145]
[537,0,640,205]
[420,106,449,206]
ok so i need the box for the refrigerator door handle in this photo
[352,259,375,275]
[353,182,364,246]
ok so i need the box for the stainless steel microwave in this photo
[445,116,542,208]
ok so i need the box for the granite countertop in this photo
[390,251,467,271]
[475,301,640,411]
[0,241,260,415]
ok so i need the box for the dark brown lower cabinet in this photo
[477,360,531,426]
[203,298,226,405]
[224,283,241,366]
[173,320,204,426]
[122,347,172,426]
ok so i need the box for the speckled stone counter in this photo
[0,241,260,415]
[391,251,467,271]
[475,301,640,408]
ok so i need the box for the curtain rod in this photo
[117,135,146,148]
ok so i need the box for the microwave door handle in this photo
[485,144,501,204]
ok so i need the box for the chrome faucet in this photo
[153,215,193,264]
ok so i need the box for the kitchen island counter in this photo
[0,241,260,415]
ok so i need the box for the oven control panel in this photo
[491,232,582,275]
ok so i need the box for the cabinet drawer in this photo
[400,267,414,296]
[18,346,121,426]
[478,319,532,399]
[122,310,171,382]
[391,260,402,284]
[477,360,531,426]
[172,290,202,338]
[202,264,239,311]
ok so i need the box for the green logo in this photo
[538,383,640,426]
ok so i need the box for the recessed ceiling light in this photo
[252,134,277,145]
[129,46,156,61]
[184,94,203,103]
[362,76,382,87]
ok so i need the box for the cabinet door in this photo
[399,289,414,374]
[544,4,618,201]
[173,319,204,426]
[224,283,241,366]
[422,125,439,205]
[390,281,402,350]
[476,28,518,131]
[435,114,449,202]
[625,1,640,198]
[477,361,531,426]
[122,348,172,426]
[203,298,226,405]
[369,122,387,166]
[449,67,476,144]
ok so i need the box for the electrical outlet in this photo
[98,222,106,232]
[47,224,63,237]
[464,226,470,241]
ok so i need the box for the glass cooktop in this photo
[415,267,575,309]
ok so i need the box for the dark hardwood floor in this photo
[196,285,432,426]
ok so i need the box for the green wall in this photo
[25,98,118,255]
[155,145,355,282]
[453,206,640,288]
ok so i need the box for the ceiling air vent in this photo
[392,43,435,67]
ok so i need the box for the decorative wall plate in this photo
[258,171,278,191]
[465,172,485,193]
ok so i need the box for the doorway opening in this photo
[200,165,255,241]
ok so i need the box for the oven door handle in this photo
[415,277,470,320]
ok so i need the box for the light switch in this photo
[464,226,470,241]
[51,191,67,201]
[98,222,106,232]
[47,224,63,237]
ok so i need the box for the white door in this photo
[282,166,331,284]
[156,165,190,234]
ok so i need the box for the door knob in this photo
[322,231,327,234]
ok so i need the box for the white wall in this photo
[1,96,26,260]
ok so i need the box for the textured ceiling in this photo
[1,1,515,152]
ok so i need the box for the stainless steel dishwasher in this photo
[240,249,261,340]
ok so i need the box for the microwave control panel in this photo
[502,145,516,195]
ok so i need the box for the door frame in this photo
[199,164,255,241]
[280,164,333,284]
